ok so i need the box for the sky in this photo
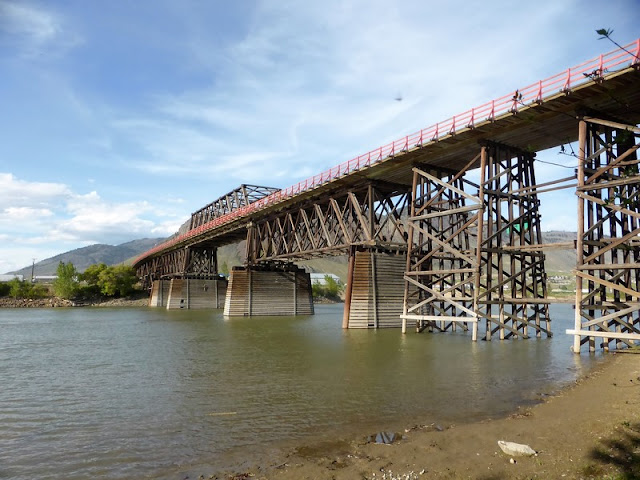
[0,0,639,273]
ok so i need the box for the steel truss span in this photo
[136,245,219,287]
[246,182,410,263]
[189,184,281,231]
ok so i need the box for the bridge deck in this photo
[134,40,640,268]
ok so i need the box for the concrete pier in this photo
[343,250,406,328]
[223,265,313,316]
[149,279,170,307]
[150,277,227,309]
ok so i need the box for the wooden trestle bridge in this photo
[134,39,640,353]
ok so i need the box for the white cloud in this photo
[150,220,183,237]
[0,206,53,220]
[1,2,60,42]
[54,191,156,242]
[0,1,81,58]
[0,173,71,208]
[0,175,187,272]
[108,0,595,190]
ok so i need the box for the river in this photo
[0,303,603,479]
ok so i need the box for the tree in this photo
[311,275,344,301]
[80,263,108,287]
[323,274,343,300]
[9,279,30,298]
[220,261,229,275]
[97,264,138,297]
[52,262,79,299]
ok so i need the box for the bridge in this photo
[134,39,640,353]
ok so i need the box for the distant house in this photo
[33,275,58,283]
[0,274,23,282]
[310,273,341,285]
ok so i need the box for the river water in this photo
[0,303,603,479]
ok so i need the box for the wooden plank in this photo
[583,116,640,133]
[566,329,640,340]
[401,314,477,323]
[409,204,481,221]
[575,271,640,299]
[576,262,640,270]
[413,163,481,206]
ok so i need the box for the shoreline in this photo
[0,295,149,308]
[0,296,573,308]
[206,351,640,480]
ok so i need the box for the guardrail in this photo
[134,38,640,266]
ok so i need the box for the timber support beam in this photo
[569,117,640,352]
[402,142,551,341]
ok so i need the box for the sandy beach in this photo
[211,351,640,480]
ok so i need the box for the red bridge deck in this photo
[134,39,640,268]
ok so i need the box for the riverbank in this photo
[0,297,75,307]
[0,293,148,308]
[212,352,640,480]
[0,294,335,307]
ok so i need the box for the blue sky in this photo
[0,0,638,273]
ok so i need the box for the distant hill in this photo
[540,230,576,273]
[7,231,578,280]
[9,238,165,277]
[217,241,349,281]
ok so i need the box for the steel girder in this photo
[189,184,281,230]
[136,246,218,287]
[246,183,410,263]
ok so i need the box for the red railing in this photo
[134,38,640,266]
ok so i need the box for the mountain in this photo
[217,241,349,281]
[540,230,576,273]
[8,231,578,280]
[9,238,165,277]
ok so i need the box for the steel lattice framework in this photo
[190,184,281,230]
[246,182,410,263]
[136,244,219,286]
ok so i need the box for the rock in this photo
[510,458,516,464]
[497,440,536,457]
[368,432,401,445]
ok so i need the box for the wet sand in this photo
[216,351,640,480]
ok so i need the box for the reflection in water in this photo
[0,303,603,479]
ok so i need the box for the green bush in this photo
[0,281,10,297]
[312,275,344,301]
[80,263,139,297]
[5,279,48,299]
[97,264,138,297]
[80,263,108,286]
